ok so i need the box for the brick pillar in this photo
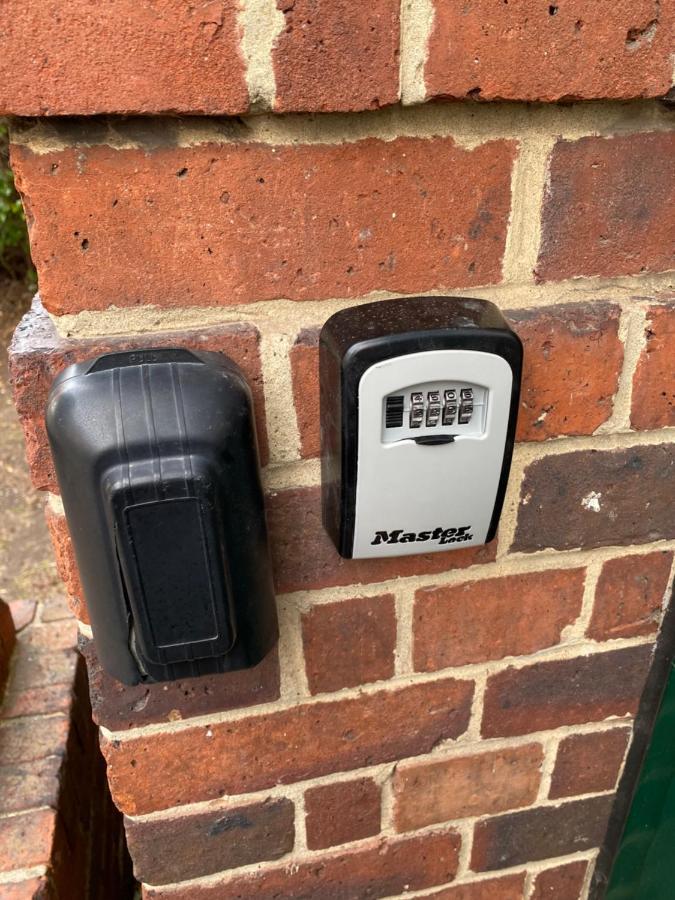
[3,2,674,897]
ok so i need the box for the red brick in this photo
[102,676,473,815]
[587,551,673,641]
[471,795,612,871]
[0,879,50,899]
[0,599,16,696]
[513,444,675,553]
[393,743,543,831]
[549,727,631,799]
[415,874,526,900]
[414,569,584,671]
[44,506,87,622]
[482,645,652,738]
[8,599,36,632]
[290,328,321,459]
[22,620,77,652]
[508,304,623,440]
[10,300,268,492]
[632,301,675,430]
[39,596,74,623]
[537,133,675,282]
[0,756,61,815]
[0,1,248,116]
[2,682,74,720]
[269,485,497,593]
[146,830,461,900]
[0,716,69,767]
[292,304,623,458]
[425,0,673,102]
[0,808,56,872]
[531,860,589,899]
[81,637,280,731]
[11,133,515,315]
[273,0,399,112]
[125,799,295,885]
[302,594,396,694]
[305,777,381,850]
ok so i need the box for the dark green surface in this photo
[606,663,675,899]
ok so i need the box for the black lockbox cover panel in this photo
[46,348,278,685]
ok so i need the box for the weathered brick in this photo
[0,756,61,815]
[9,648,78,693]
[40,596,74,623]
[513,444,675,553]
[44,506,87,623]
[393,743,543,832]
[0,879,50,899]
[22,619,77,652]
[0,808,56,872]
[273,0,399,112]
[549,727,631,799]
[2,682,75,720]
[0,1,248,116]
[103,676,473,814]
[537,133,675,282]
[302,594,396,694]
[0,599,16,696]
[290,328,321,459]
[471,794,613,871]
[632,301,675,430]
[80,638,280,731]
[530,859,589,899]
[425,0,674,102]
[587,550,673,641]
[291,304,623,458]
[508,304,623,440]
[8,599,36,632]
[125,799,295,885]
[305,777,381,850]
[11,134,516,315]
[10,299,268,491]
[269,485,497,593]
[482,645,652,738]
[414,569,584,671]
[415,874,526,900]
[0,716,69,767]
[146,830,461,900]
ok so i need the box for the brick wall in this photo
[3,2,674,897]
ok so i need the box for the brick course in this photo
[146,830,462,900]
[103,676,474,814]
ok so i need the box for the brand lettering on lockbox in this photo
[371,526,473,546]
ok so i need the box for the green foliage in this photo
[0,120,33,283]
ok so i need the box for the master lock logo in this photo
[371,526,474,546]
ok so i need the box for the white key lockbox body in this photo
[320,297,523,559]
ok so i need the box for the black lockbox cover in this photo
[46,348,278,685]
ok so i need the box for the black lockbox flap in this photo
[46,348,278,685]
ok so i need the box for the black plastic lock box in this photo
[46,348,278,685]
